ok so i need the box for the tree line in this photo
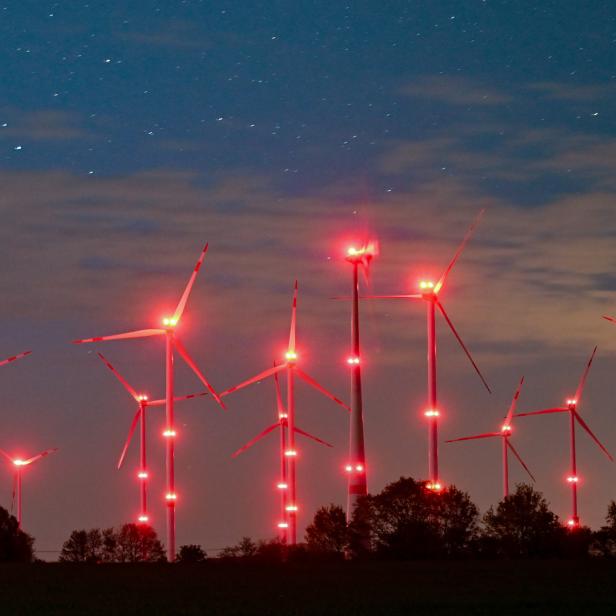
[2,477,616,563]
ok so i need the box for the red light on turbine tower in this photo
[137,471,148,480]
[163,429,176,438]
[567,475,579,483]
[426,482,443,492]
[424,409,440,418]
[346,356,360,366]
[138,515,149,523]
[567,518,579,529]
[165,492,177,501]
[501,424,512,434]
[277,522,289,529]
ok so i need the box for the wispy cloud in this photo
[400,75,511,106]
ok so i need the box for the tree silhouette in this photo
[305,504,348,555]
[177,544,207,563]
[114,524,165,563]
[590,500,616,558]
[483,484,563,557]
[0,506,33,563]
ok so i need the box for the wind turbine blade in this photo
[117,409,141,469]
[231,423,280,457]
[574,346,597,406]
[73,329,165,344]
[22,448,58,466]
[273,364,286,415]
[573,410,614,462]
[96,353,140,401]
[361,294,422,300]
[445,432,501,443]
[288,280,298,353]
[436,300,491,394]
[434,208,485,295]
[602,315,616,324]
[174,338,226,410]
[0,449,13,463]
[221,364,286,397]
[295,368,351,412]
[0,350,32,368]
[515,408,568,417]
[294,425,333,447]
[506,440,535,482]
[173,243,209,323]
[149,391,210,406]
[505,376,525,426]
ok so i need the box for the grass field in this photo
[1,559,616,615]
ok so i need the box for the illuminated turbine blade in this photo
[445,432,501,443]
[506,440,535,482]
[574,346,597,407]
[221,364,286,397]
[505,376,525,426]
[436,300,491,394]
[174,338,226,410]
[0,350,32,368]
[96,352,140,401]
[294,426,333,447]
[22,448,58,466]
[147,391,208,406]
[231,422,280,457]
[295,368,351,412]
[434,208,485,295]
[602,315,616,324]
[515,408,568,418]
[0,448,13,463]
[288,280,298,353]
[173,243,209,323]
[361,294,422,300]
[273,364,286,415]
[573,410,614,462]
[117,408,141,469]
[73,329,165,344]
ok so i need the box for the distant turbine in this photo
[231,365,332,539]
[222,281,350,544]
[515,347,613,528]
[342,240,377,520]
[363,210,490,491]
[0,447,57,528]
[73,244,225,561]
[96,352,208,526]
[446,377,534,498]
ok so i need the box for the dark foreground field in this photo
[2,560,616,615]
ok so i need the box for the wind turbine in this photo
[231,366,333,540]
[73,243,225,561]
[364,211,490,491]
[342,240,377,520]
[446,377,534,498]
[95,352,209,526]
[515,347,613,528]
[0,447,57,528]
[222,281,350,544]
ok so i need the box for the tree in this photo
[59,529,103,563]
[0,506,34,563]
[483,484,563,557]
[177,544,207,563]
[114,524,166,563]
[219,536,258,559]
[305,504,348,555]
[590,500,616,557]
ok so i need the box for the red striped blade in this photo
[288,280,298,353]
[295,368,350,412]
[147,391,208,406]
[173,243,209,323]
[515,408,568,417]
[294,425,333,447]
[434,209,485,295]
[22,448,58,466]
[602,315,616,324]
[96,352,140,401]
[72,329,165,344]
[445,432,501,443]
[506,440,535,482]
[574,346,597,407]
[505,376,525,427]
[221,364,286,397]
[232,422,280,457]
[117,408,141,469]
[573,410,614,462]
[0,350,32,368]
[174,338,226,410]
[436,300,491,394]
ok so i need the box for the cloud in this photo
[528,81,613,102]
[118,22,208,50]
[0,109,88,141]
[400,75,511,106]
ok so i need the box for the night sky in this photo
[2,2,616,557]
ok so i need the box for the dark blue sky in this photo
[1,2,616,557]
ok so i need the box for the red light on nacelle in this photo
[285,351,297,362]
[279,413,288,420]
[419,280,435,290]
[13,459,26,467]
[138,394,148,402]
[567,399,577,407]
[162,317,178,328]
[501,424,512,433]
[424,409,440,418]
